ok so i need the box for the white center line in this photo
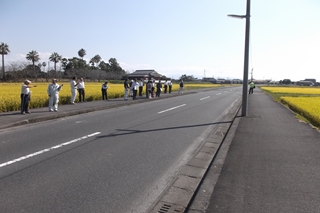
[158,104,186,114]
[216,93,221,95]
[0,132,101,168]
[200,96,210,100]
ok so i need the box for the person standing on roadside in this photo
[124,78,129,100]
[178,80,184,94]
[102,81,109,100]
[131,79,138,100]
[156,80,162,97]
[128,80,133,97]
[164,80,168,93]
[77,78,85,102]
[70,76,78,104]
[20,79,37,114]
[139,79,144,97]
[249,81,255,94]
[168,81,172,93]
[151,80,155,98]
[146,79,150,98]
[47,78,63,112]
[147,80,152,99]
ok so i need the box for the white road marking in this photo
[0,132,101,168]
[158,104,186,114]
[200,96,210,100]
[216,93,221,95]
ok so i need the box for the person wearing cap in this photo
[20,79,37,115]
[47,78,63,112]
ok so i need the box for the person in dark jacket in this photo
[178,80,184,94]
[124,79,129,100]
[156,81,162,97]
[101,81,109,100]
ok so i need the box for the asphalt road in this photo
[0,87,241,213]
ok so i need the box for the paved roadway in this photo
[0,87,241,213]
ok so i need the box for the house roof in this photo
[126,69,164,79]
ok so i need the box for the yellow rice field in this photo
[261,86,320,128]
[261,87,320,95]
[280,97,320,128]
[0,82,223,113]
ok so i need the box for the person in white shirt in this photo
[138,79,144,96]
[131,79,139,100]
[164,80,168,93]
[20,79,37,114]
[47,78,63,112]
[168,81,172,94]
[70,76,78,104]
[77,78,85,102]
[129,80,133,97]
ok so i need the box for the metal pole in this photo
[241,0,250,116]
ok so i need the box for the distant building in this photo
[232,79,243,84]
[252,79,271,84]
[202,77,216,83]
[304,79,316,84]
[297,80,314,86]
[124,69,167,80]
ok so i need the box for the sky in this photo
[1,0,320,81]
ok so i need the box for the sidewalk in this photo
[188,88,320,213]
[0,90,198,130]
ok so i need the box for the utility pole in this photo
[228,0,251,116]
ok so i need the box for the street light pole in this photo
[228,0,251,116]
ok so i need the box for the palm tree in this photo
[0,42,10,80]
[26,50,40,79]
[90,54,101,69]
[49,52,62,77]
[42,62,46,72]
[78,48,86,60]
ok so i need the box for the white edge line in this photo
[158,104,186,114]
[0,132,101,168]
[200,96,210,101]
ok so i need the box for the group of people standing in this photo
[124,78,173,100]
[70,77,86,104]
[123,79,139,100]
[48,76,87,112]
[47,77,87,112]
[20,77,183,115]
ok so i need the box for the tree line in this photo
[0,42,127,82]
